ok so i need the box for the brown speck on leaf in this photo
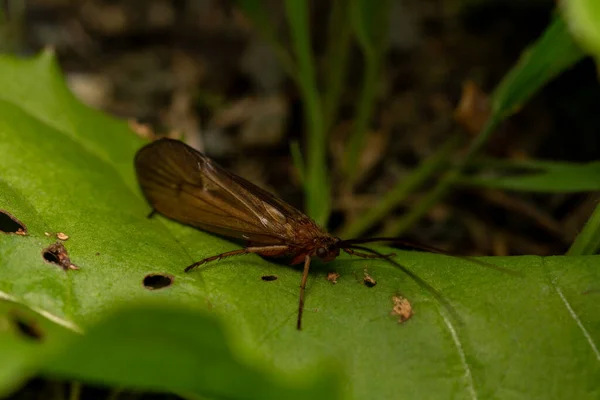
[392,295,413,323]
[42,242,79,271]
[326,271,340,284]
[15,229,27,236]
[56,232,69,241]
[363,269,377,287]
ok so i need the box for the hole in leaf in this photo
[42,242,79,271]
[0,210,27,235]
[143,273,174,290]
[261,275,278,281]
[12,314,43,341]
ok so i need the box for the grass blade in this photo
[567,201,600,255]
[344,0,391,183]
[322,0,352,133]
[459,159,600,192]
[234,0,298,79]
[339,135,462,238]
[284,0,329,225]
[385,14,585,236]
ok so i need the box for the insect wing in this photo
[135,139,309,245]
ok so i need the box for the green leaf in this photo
[459,159,600,192]
[1,53,600,399]
[0,300,73,398]
[43,305,339,399]
[562,0,600,57]
[0,300,338,399]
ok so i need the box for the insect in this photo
[135,138,491,329]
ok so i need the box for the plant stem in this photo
[339,135,462,238]
[284,0,329,225]
[344,0,391,184]
[68,382,82,400]
[234,0,298,82]
[344,56,380,182]
[289,140,305,184]
[322,0,352,132]
[384,117,500,237]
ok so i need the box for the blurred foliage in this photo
[562,0,600,58]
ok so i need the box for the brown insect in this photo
[135,139,489,329]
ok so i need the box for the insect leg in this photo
[297,255,311,330]
[343,247,396,259]
[184,245,289,272]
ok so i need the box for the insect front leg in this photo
[184,245,290,272]
[297,255,311,331]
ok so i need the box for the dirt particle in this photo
[143,273,174,290]
[0,210,27,235]
[392,295,413,323]
[11,314,43,341]
[261,275,278,281]
[42,242,79,271]
[326,272,340,284]
[56,232,69,241]
[363,269,377,287]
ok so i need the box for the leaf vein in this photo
[555,286,600,362]
[440,310,478,400]
[0,289,82,332]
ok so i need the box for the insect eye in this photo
[316,247,328,259]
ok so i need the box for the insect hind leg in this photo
[184,245,290,272]
[184,249,248,272]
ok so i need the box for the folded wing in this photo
[135,139,312,245]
